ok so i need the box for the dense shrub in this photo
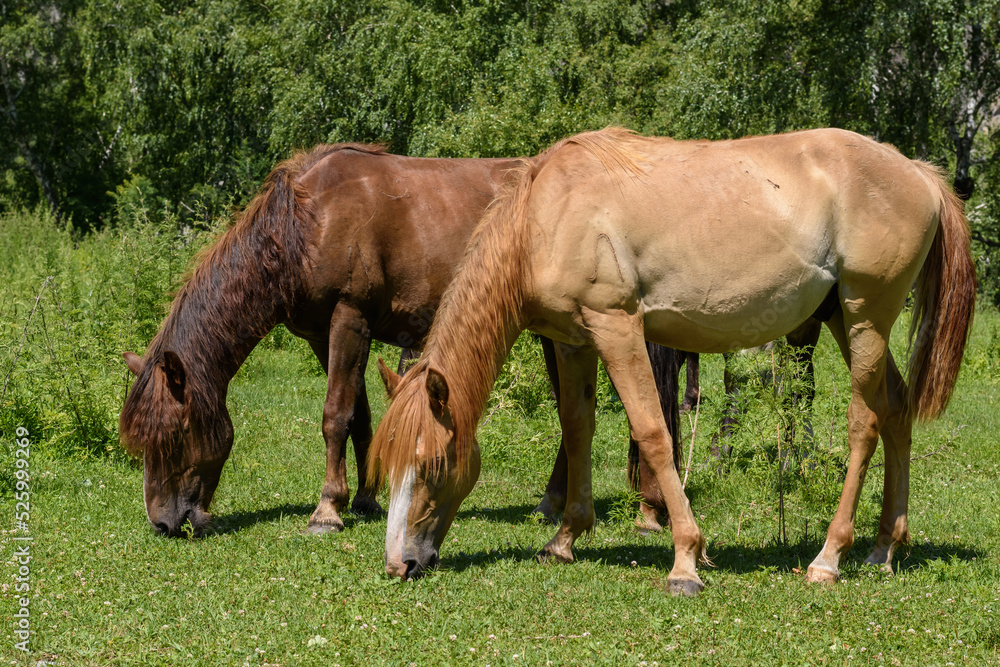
[0,201,205,476]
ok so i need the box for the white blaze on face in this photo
[385,465,416,573]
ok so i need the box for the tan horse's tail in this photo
[906,163,976,422]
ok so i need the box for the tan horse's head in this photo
[371,359,480,579]
[120,350,232,537]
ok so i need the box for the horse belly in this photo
[640,269,836,353]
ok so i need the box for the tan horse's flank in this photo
[369,127,975,591]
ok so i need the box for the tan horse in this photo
[369,127,975,595]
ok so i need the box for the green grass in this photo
[3,310,1000,666]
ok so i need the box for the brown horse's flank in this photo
[366,157,534,488]
[119,143,385,466]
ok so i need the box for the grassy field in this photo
[3,298,1000,664]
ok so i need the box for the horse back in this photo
[289,149,519,344]
[525,128,942,352]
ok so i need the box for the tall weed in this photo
[0,200,204,487]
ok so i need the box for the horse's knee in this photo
[321,408,352,443]
[847,398,881,444]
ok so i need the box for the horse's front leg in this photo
[306,302,380,533]
[538,342,598,563]
[396,347,419,375]
[348,367,382,516]
[631,342,681,532]
[583,307,706,596]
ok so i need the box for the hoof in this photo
[666,578,704,597]
[305,521,344,535]
[635,504,664,534]
[531,500,561,525]
[805,565,839,584]
[635,517,663,534]
[537,547,573,565]
[351,496,385,517]
[862,555,895,576]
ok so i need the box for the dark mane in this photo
[120,143,386,461]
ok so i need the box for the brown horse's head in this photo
[371,359,480,579]
[120,350,232,537]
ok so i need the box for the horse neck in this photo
[420,212,530,435]
[424,312,524,427]
[152,270,283,397]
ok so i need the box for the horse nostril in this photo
[403,559,422,581]
[403,551,439,580]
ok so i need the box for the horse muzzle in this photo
[386,543,439,580]
[147,502,210,538]
[403,546,439,580]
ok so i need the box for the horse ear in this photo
[377,357,401,398]
[425,367,449,414]
[123,351,143,375]
[161,350,186,404]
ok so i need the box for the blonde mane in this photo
[367,128,647,489]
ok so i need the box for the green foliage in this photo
[490,333,554,418]
[970,128,1000,306]
[605,487,646,534]
[3,0,997,260]
[0,0,113,224]
[0,202,203,470]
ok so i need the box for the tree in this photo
[0,0,101,222]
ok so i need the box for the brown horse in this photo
[368,127,975,595]
[118,143,677,537]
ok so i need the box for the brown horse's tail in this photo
[906,163,976,422]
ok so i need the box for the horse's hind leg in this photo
[533,335,568,524]
[783,318,822,457]
[582,307,705,596]
[307,303,383,534]
[807,305,890,583]
[538,342,598,563]
[680,352,701,413]
[863,351,911,574]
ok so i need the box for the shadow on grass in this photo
[455,494,682,524]
[206,502,316,535]
[439,529,984,579]
[456,502,549,524]
[206,500,391,535]
[690,537,984,576]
